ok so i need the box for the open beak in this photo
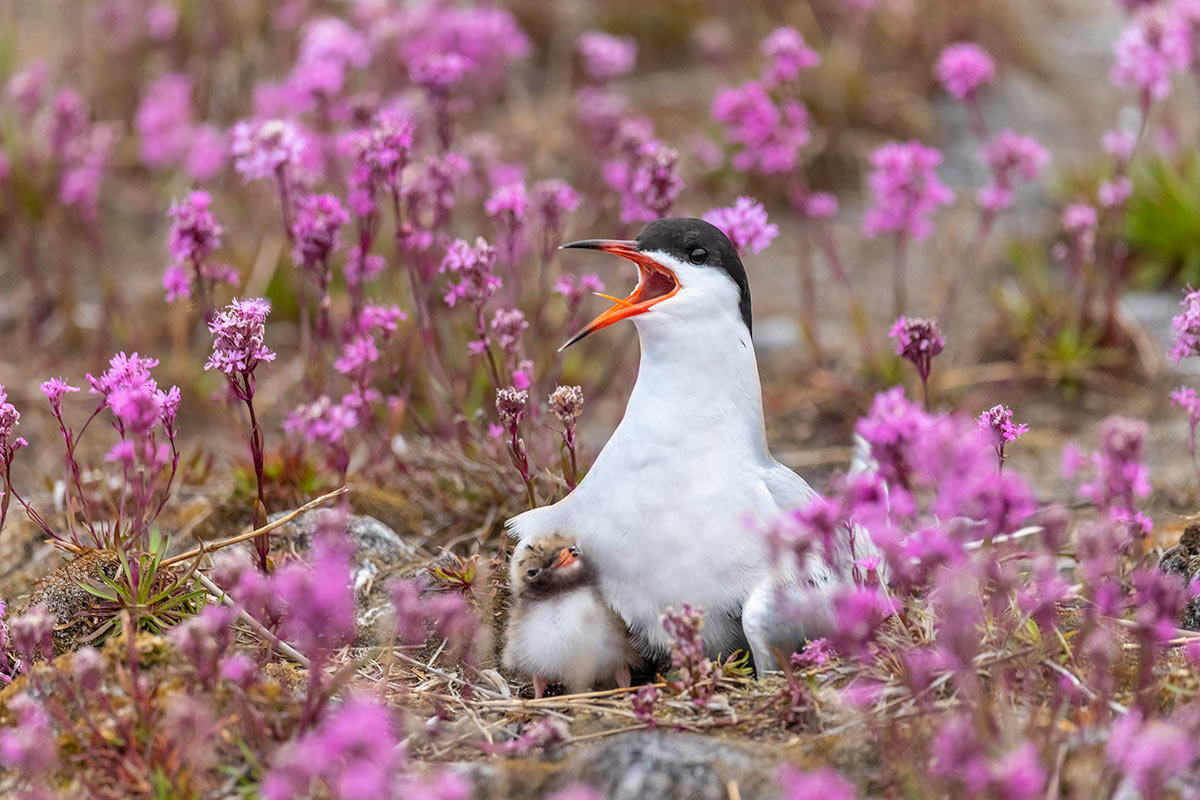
[554,547,579,568]
[559,239,681,350]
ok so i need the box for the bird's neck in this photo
[606,311,770,464]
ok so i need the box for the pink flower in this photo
[605,138,684,224]
[1107,713,1196,797]
[231,118,303,182]
[411,53,470,90]
[86,351,160,398]
[554,274,605,311]
[778,766,857,800]
[935,42,995,100]
[334,335,380,380]
[286,395,359,449]
[394,5,530,90]
[0,695,58,779]
[1099,177,1132,208]
[291,193,349,271]
[167,190,223,268]
[186,124,227,181]
[760,26,819,87]
[289,17,370,98]
[162,265,191,301]
[889,316,945,382]
[1062,203,1098,260]
[1171,286,1200,363]
[489,308,529,356]
[800,191,839,219]
[711,80,810,174]
[273,534,357,655]
[6,60,47,118]
[39,378,80,416]
[135,73,193,168]
[978,404,1029,447]
[531,179,580,259]
[703,196,779,255]
[1103,128,1137,161]
[440,237,500,309]
[486,182,528,263]
[146,1,178,40]
[344,108,415,211]
[205,298,276,377]
[863,141,954,241]
[262,695,405,799]
[1111,9,1189,102]
[1171,386,1200,426]
[1078,416,1151,518]
[357,302,406,338]
[979,130,1049,212]
[577,32,637,82]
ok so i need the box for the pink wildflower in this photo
[577,32,637,82]
[703,196,779,255]
[935,43,995,100]
[711,80,810,174]
[863,141,954,241]
[760,27,819,87]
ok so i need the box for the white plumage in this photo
[502,585,635,693]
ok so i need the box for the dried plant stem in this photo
[390,649,507,700]
[161,486,349,568]
[197,572,310,668]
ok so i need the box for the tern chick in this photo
[503,533,637,698]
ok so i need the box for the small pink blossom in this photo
[1111,9,1189,103]
[577,32,637,82]
[935,43,995,100]
[760,27,819,87]
[703,196,779,255]
[863,141,954,241]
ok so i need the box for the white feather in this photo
[502,587,632,691]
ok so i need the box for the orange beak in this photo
[559,239,681,350]
[554,547,579,568]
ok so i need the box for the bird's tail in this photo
[505,504,559,542]
[849,433,877,478]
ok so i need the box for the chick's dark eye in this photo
[526,568,540,578]
[689,247,708,265]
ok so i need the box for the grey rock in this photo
[1159,524,1200,630]
[569,731,779,800]
[261,509,422,642]
[458,731,784,800]
[268,508,418,564]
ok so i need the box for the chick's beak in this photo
[554,547,579,568]
[559,239,681,350]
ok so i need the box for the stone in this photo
[264,508,423,643]
[458,731,784,800]
[1159,524,1200,630]
[268,508,418,564]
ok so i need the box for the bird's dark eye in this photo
[526,567,541,579]
[689,247,708,265]
[568,546,579,556]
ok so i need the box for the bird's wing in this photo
[760,459,819,512]
[505,503,563,542]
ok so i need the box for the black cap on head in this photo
[635,218,752,335]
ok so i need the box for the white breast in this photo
[503,588,630,692]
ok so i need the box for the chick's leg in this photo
[533,675,548,699]
[615,663,631,689]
